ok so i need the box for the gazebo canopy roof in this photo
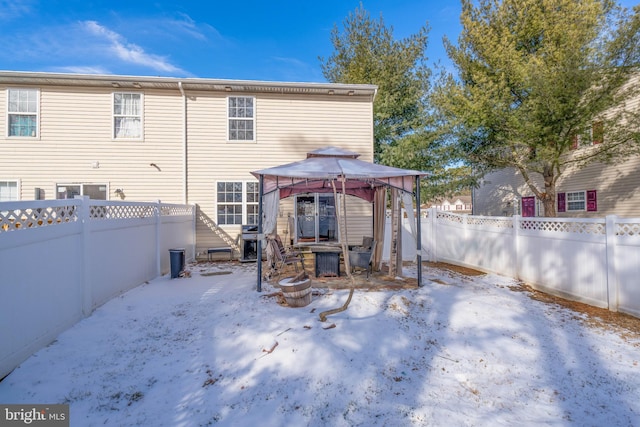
[251,147,427,201]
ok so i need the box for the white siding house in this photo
[473,155,640,218]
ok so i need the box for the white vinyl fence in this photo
[0,197,195,379]
[386,209,640,319]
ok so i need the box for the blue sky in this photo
[0,0,461,82]
[1,1,636,83]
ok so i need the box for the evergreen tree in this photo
[320,4,430,161]
[321,4,472,200]
[435,0,640,216]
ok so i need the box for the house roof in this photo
[0,71,378,98]
[251,147,427,202]
[429,195,472,205]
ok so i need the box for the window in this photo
[0,181,18,201]
[558,190,597,212]
[566,191,586,211]
[246,182,259,225]
[217,181,258,225]
[113,93,142,139]
[228,96,254,141]
[570,121,603,149]
[7,88,39,137]
[56,184,107,200]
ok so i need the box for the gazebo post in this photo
[415,175,422,287]
[256,174,264,292]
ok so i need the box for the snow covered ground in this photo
[1,262,639,426]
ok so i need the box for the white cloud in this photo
[272,56,308,68]
[171,13,209,41]
[53,65,112,75]
[82,20,184,74]
[0,0,33,20]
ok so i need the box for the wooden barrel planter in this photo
[278,276,312,307]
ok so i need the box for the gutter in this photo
[178,81,187,204]
[0,71,378,97]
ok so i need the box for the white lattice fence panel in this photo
[0,205,78,232]
[467,216,513,229]
[90,204,157,219]
[520,219,605,235]
[160,205,194,216]
[436,211,464,224]
[617,222,640,236]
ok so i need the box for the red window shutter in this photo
[587,190,597,211]
[592,122,603,145]
[570,135,578,150]
[557,193,566,212]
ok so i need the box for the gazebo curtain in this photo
[402,190,417,243]
[372,187,386,271]
[261,190,279,242]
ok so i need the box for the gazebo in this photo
[251,147,427,291]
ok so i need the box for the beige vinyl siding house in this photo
[473,76,640,218]
[0,71,377,255]
[473,153,640,218]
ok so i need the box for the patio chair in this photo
[362,236,374,250]
[274,234,302,258]
[266,236,305,281]
[349,240,377,278]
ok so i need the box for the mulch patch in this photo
[519,283,640,342]
[424,261,486,276]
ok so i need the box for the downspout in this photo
[178,81,187,204]
[178,82,193,260]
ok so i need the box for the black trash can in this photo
[169,248,185,279]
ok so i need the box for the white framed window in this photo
[558,190,597,213]
[56,183,107,200]
[7,88,39,137]
[246,182,259,225]
[216,181,259,225]
[566,191,586,211]
[571,121,604,149]
[0,180,19,201]
[227,96,254,141]
[113,93,142,139]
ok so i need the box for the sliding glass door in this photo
[295,194,337,243]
